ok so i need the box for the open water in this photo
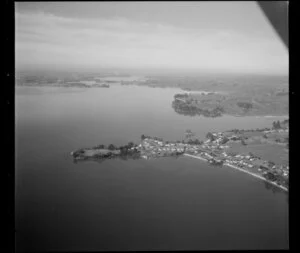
[15,85,288,251]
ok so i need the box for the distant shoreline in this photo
[262,115,289,118]
[232,115,288,118]
[16,86,288,118]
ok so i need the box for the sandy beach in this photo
[223,163,288,192]
[184,153,208,162]
[183,154,288,192]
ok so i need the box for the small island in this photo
[71,120,289,192]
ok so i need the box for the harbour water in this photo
[15,85,288,251]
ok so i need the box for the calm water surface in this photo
[16,85,288,251]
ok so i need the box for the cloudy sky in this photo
[15,2,288,75]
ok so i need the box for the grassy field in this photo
[227,142,288,166]
[173,90,288,117]
[83,149,120,157]
[170,74,288,117]
[242,131,265,138]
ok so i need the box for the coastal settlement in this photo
[71,120,289,192]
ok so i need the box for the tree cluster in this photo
[206,132,216,141]
[185,129,195,140]
[220,137,229,144]
[119,142,138,155]
[141,135,163,141]
[241,138,247,145]
[272,120,281,129]
[174,93,188,99]
[187,139,203,145]
[236,102,253,110]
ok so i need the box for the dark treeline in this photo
[186,139,203,145]
[92,142,139,156]
[272,119,289,129]
[226,127,271,133]
[141,135,163,141]
[172,100,224,118]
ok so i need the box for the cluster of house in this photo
[206,134,289,183]
[221,153,256,169]
[138,138,205,159]
[206,132,289,176]
[210,132,241,144]
[220,150,289,183]
[136,133,288,187]
[139,136,226,163]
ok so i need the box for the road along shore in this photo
[183,153,288,192]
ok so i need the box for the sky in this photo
[15,2,288,75]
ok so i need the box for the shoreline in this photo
[184,153,208,162]
[173,98,287,118]
[224,163,288,192]
[16,86,289,119]
[183,154,288,192]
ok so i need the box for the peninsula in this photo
[71,120,289,192]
